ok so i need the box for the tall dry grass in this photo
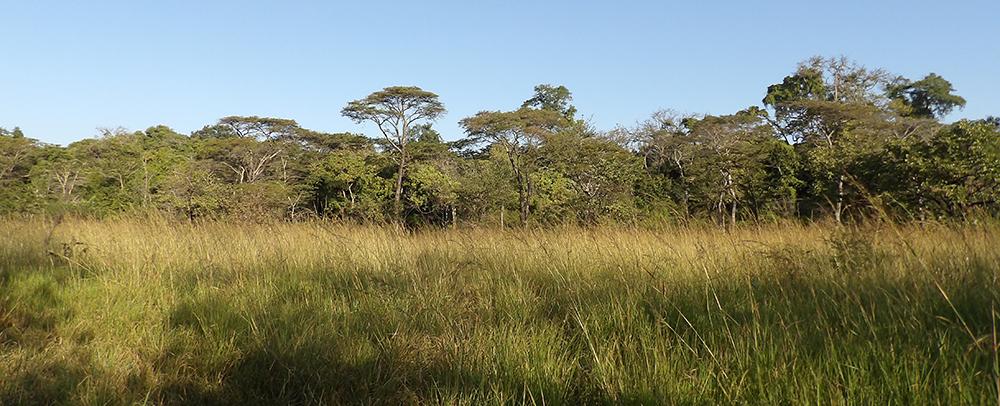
[1,217,998,404]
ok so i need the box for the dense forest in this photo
[2,56,997,227]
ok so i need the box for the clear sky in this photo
[2,0,997,145]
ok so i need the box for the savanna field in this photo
[0,218,998,404]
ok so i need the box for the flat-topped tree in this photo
[341,86,445,219]
[460,108,566,226]
[192,117,304,184]
[192,116,301,141]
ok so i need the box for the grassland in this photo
[1,218,999,404]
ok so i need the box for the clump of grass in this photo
[1,218,998,404]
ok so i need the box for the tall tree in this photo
[460,108,565,226]
[629,110,697,218]
[538,129,642,224]
[193,116,301,141]
[764,56,892,223]
[802,56,889,105]
[522,84,577,120]
[684,108,776,226]
[193,117,305,185]
[887,73,967,119]
[341,86,446,219]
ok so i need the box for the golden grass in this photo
[1,218,999,404]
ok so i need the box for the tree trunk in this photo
[675,156,690,220]
[718,194,726,228]
[186,194,195,223]
[394,121,409,222]
[394,153,406,220]
[730,201,737,228]
[835,175,845,224]
[340,190,348,219]
[511,165,530,227]
[724,170,736,228]
[518,183,530,227]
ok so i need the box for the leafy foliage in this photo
[1,58,997,225]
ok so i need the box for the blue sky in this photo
[2,0,997,145]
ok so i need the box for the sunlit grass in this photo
[2,218,998,404]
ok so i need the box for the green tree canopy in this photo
[522,84,577,120]
[341,86,446,218]
[888,73,967,119]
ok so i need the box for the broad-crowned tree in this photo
[683,107,792,227]
[522,84,577,120]
[192,116,301,141]
[538,129,642,224]
[341,86,446,220]
[887,73,966,119]
[764,56,892,223]
[460,108,566,226]
[193,116,305,185]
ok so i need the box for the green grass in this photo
[1,218,999,404]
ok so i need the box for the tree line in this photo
[2,56,997,227]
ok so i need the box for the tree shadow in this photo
[155,288,585,405]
